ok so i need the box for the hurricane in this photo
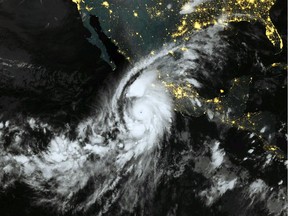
[0,20,286,216]
[0,39,175,215]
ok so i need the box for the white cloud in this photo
[180,0,209,14]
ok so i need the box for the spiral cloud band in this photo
[0,25,286,216]
[0,53,174,214]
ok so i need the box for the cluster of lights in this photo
[163,77,285,160]
[172,0,283,50]
[72,0,283,61]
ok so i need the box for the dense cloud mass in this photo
[0,0,287,216]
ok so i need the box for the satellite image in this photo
[0,0,287,216]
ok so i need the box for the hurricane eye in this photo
[130,99,153,122]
